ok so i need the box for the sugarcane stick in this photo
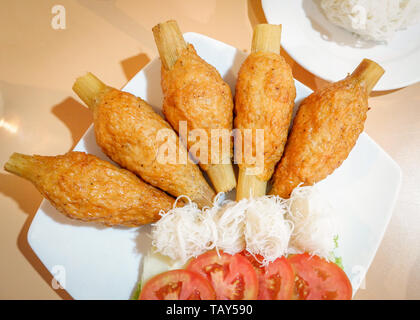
[235,24,283,201]
[236,168,268,200]
[206,164,236,195]
[152,20,187,70]
[236,166,268,201]
[72,72,106,110]
[350,59,384,94]
[153,20,237,194]
[251,24,282,54]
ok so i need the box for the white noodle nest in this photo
[287,185,338,260]
[321,0,420,42]
[151,185,337,265]
[243,196,293,265]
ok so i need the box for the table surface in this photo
[1,0,419,300]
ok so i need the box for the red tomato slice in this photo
[288,253,352,300]
[139,269,216,300]
[241,251,295,300]
[186,250,259,300]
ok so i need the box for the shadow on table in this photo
[120,53,151,83]
[0,172,73,300]
[51,97,93,151]
[76,0,155,50]
[0,87,95,300]
[3,49,153,299]
[247,0,267,27]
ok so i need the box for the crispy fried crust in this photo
[270,77,368,198]
[234,51,296,181]
[161,44,234,171]
[93,87,215,207]
[5,152,175,227]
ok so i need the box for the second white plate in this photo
[262,0,420,90]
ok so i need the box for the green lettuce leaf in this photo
[330,234,344,270]
[131,281,142,300]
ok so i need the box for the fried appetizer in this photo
[72,73,215,208]
[153,20,236,193]
[270,59,385,198]
[234,24,296,200]
[4,152,175,227]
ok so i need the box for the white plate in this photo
[28,32,402,299]
[262,0,420,90]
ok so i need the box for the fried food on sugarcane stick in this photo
[234,24,296,200]
[153,20,236,194]
[270,59,385,198]
[72,73,215,208]
[4,152,175,227]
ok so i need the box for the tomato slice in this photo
[288,253,352,300]
[186,250,258,300]
[241,251,295,300]
[139,269,216,300]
